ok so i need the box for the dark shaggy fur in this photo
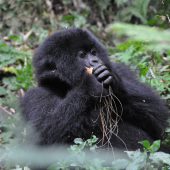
[21,28,169,150]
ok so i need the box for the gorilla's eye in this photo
[78,51,86,58]
[90,49,96,56]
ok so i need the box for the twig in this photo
[0,105,12,116]
[166,14,170,23]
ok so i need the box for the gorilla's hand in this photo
[93,64,113,87]
[78,72,107,97]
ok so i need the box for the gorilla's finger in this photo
[93,65,108,76]
[103,76,113,85]
[97,70,111,81]
[93,64,104,69]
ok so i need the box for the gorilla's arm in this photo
[110,63,168,139]
[22,83,93,145]
[122,79,167,139]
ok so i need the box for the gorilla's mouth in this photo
[85,67,93,75]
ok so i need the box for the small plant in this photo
[139,140,161,153]
[70,135,98,153]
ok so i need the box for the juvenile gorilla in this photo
[22,28,169,150]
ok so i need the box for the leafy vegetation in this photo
[1,135,170,170]
[47,137,170,170]
[107,24,170,102]
[0,0,170,169]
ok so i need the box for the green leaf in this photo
[74,138,83,144]
[0,86,7,96]
[139,140,151,150]
[95,0,111,11]
[8,35,22,42]
[15,62,34,90]
[150,152,170,165]
[0,41,31,67]
[114,0,128,7]
[150,140,161,153]
[126,150,147,170]
[137,63,149,77]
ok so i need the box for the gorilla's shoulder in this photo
[22,87,56,104]
[24,87,49,97]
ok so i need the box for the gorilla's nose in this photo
[89,56,100,67]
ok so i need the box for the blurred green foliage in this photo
[0,0,169,37]
[1,135,170,169]
[0,40,34,111]
[0,0,51,33]
[115,0,151,23]
[107,23,170,51]
[107,23,170,101]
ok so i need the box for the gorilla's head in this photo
[33,28,111,88]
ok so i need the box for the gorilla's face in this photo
[33,29,110,87]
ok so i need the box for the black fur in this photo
[21,28,169,150]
